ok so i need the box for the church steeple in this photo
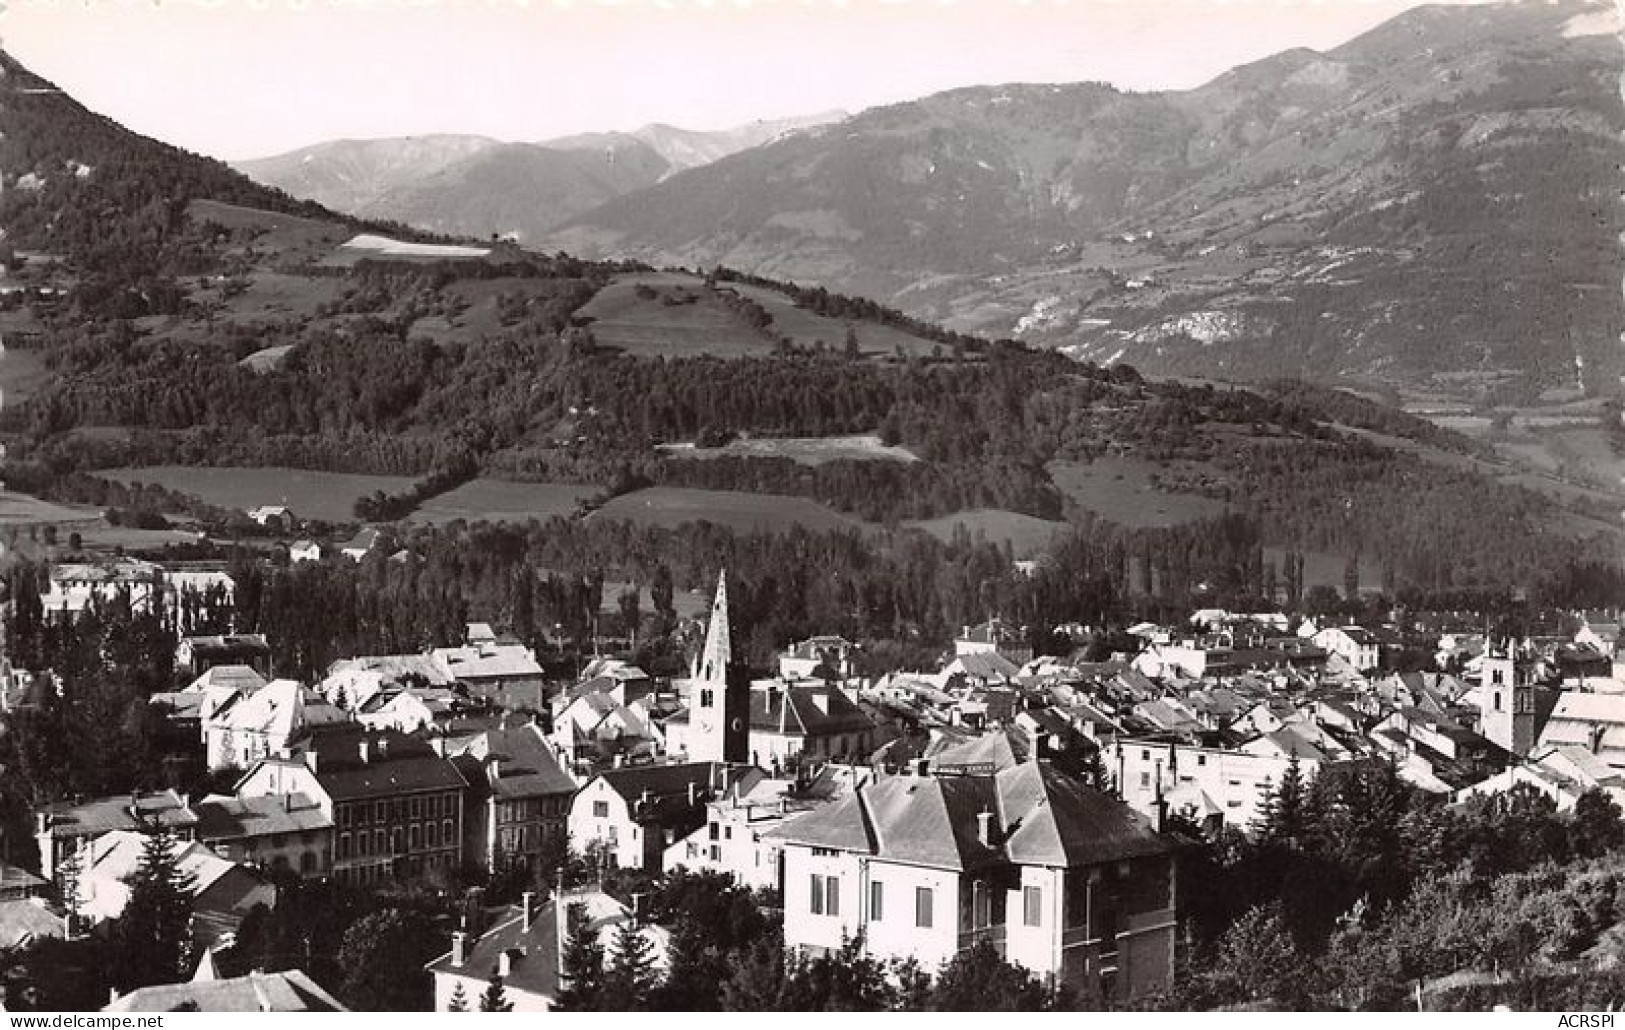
[689,569,745,764]
[699,570,732,685]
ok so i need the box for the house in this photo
[40,559,164,619]
[289,539,323,564]
[426,890,669,1012]
[340,528,384,562]
[1312,627,1381,673]
[36,790,200,880]
[176,633,272,679]
[663,779,824,891]
[428,641,545,706]
[444,724,576,878]
[247,505,293,530]
[234,728,467,889]
[192,793,334,880]
[772,762,1178,1001]
[1106,736,1340,833]
[938,652,1021,690]
[78,831,274,947]
[1455,744,1625,812]
[744,683,877,770]
[569,762,763,871]
[1576,617,1623,657]
[106,968,347,1013]
[321,654,457,710]
[354,686,460,734]
[0,898,68,949]
[549,690,660,774]
[954,619,1033,665]
[1535,691,1625,770]
[203,679,349,772]
[779,636,858,681]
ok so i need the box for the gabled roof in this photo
[948,652,1020,681]
[453,725,576,799]
[749,685,875,737]
[591,763,761,822]
[998,762,1172,868]
[776,764,1173,874]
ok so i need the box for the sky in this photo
[0,0,1496,161]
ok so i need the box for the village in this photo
[1,548,1623,1011]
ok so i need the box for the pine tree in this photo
[110,828,197,990]
[602,917,658,1010]
[551,905,607,1012]
[447,981,469,1012]
[478,976,514,1012]
[1255,756,1308,847]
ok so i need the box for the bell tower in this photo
[690,570,748,763]
[1480,640,1537,756]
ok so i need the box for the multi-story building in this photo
[773,762,1178,1001]
[569,762,762,871]
[36,790,200,880]
[444,723,577,878]
[235,729,467,888]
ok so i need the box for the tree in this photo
[1573,788,1625,859]
[335,908,437,1011]
[602,918,659,1009]
[110,828,197,990]
[928,939,1051,1010]
[478,976,514,1012]
[618,587,640,647]
[551,904,607,1012]
[447,981,469,1012]
[1203,903,1305,1007]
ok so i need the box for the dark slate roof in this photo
[998,762,1173,868]
[774,763,1173,874]
[426,903,561,1000]
[302,728,466,801]
[458,726,577,799]
[749,685,875,737]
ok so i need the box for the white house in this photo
[289,540,322,564]
[1312,626,1381,673]
[662,779,802,891]
[425,890,669,1012]
[568,762,760,872]
[772,762,1178,1001]
[1105,736,1333,833]
[203,679,349,771]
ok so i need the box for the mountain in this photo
[232,135,501,217]
[235,111,847,245]
[548,110,848,174]
[544,0,1624,400]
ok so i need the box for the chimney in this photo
[359,737,372,764]
[687,781,696,805]
[522,891,536,933]
[976,810,993,846]
[451,931,467,968]
[34,812,47,836]
[613,753,625,770]
[497,951,512,979]
[282,793,292,812]
[913,757,930,777]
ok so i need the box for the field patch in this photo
[588,487,870,535]
[0,491,100,528]
[409,479,599,525]
[1048,456,1229,528]
[0,347,51,404]
[904,509,1065,558]
[658,434,918,465]
[336,234,491,261]
[99,466,418,524]
[577,273,779,358]
[727,283,942,358]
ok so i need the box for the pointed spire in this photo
[699,570,731,685]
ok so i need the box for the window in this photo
[709,845,721,861]
[1197,754,1206,767]
[1494,691,1503,712]
[709,823,720,841]
[700,688,714,708]
[1139,771,1150,789]
[374,802,386,823]
[593,801,610,819]
[915,887,933,928]
[870,881,884,922]
[1024,886,1042,927]
[724,826,732,840]
[409,824,421,850]
[374,829,384,855]
[810,874,840,916]
[443,818,454,843]
[427,821,438,848]
[338,833,350,860]
[410,797,421,819]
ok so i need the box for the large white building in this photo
[772,763,1178,1002]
